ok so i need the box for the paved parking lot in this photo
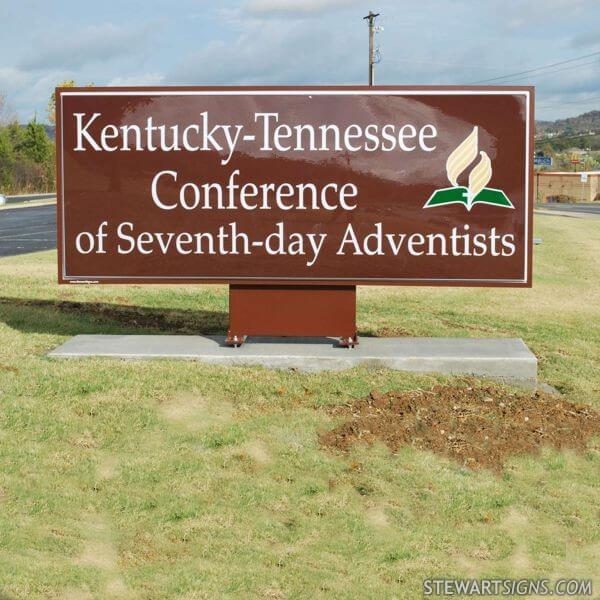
[0,204,57,257]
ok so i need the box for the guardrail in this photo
[5,193,56,204]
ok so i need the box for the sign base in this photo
[48,335,538,389]
[226,285,358,347]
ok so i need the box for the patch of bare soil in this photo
[320,384,600,472]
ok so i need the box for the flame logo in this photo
[423,125,513,211]
[446,126,492,206]
[468,151,492,200]
[446,126,479,187]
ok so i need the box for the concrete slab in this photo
[48,335,537,388]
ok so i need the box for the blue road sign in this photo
[534,156,553,166]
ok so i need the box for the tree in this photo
[9,117,55,192]
[583,154,599,171]
[47,79,93,124]
[0,94,56,193]
[541,143,554,157]
[15,117,52,164]
[47,79,75,124]
[0,127,15,190]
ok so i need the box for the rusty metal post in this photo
[225,285,358,347]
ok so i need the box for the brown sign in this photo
[56,86,533,286]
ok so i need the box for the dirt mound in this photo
[320,384,600,472]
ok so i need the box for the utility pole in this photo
[363,11,380,86]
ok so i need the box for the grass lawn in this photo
[0,213,598,599]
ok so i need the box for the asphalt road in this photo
[0,204,57,257]
[538,203,600,216]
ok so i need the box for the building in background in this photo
[534,171,600,203]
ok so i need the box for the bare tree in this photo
[47,80,75,124]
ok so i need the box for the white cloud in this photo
[0,67,30,91]
[169,18,361,85]
[571,30,600,48]
[0,0,598,121]
[19,23,153,71]
[243,0,362,16]
[107,73,165,86]
[495,0,594,29]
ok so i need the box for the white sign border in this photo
[59,89,531,283]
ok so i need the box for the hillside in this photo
[536,110,600,137]
[43,124,55,140]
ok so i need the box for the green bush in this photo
[0,118,55,194]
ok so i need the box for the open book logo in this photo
[424,126,514,211]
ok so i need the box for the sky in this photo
[0,0,599,123]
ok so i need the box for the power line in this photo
[468,50,600,84]
[536,95,600,109]
[501,58,599,84]
[383,57,505,70]
[552,94,600,105]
